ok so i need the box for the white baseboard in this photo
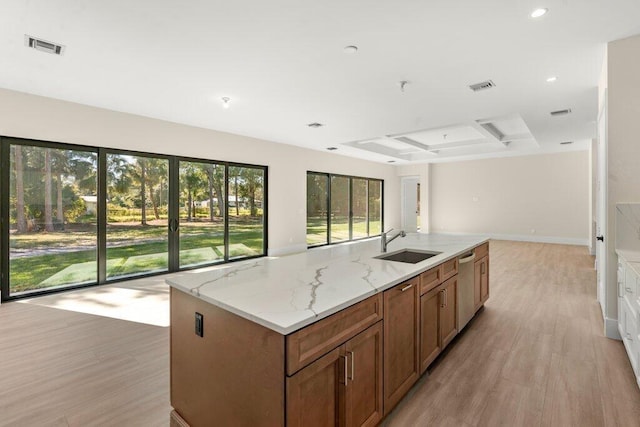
[268,243,307,257]
[435,231,589,247]
[606,317,622,340]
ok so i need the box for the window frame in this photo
[0,136,268,301]
[306,171,384,248]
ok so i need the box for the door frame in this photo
[401,176,419,233]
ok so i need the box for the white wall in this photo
[0,88,400,256]
[603,33,640,322]
[429,152,590,245]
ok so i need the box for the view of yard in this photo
[7,142,265,295]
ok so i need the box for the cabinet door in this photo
[440,276,458,348]
[474,259,483,311]
[480,256,490,303]
[287,347,343,427]
[343,322,383,427]
[420,285,442,373]
[383,276,420,414]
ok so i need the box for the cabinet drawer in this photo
[286,293,383,375]
[420,265,442,295]
[441,257,458,281]
[475,242,489,259]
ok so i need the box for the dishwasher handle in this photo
[458,252,476,264]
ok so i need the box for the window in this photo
[306,172,383,247]
[0,136,267,300]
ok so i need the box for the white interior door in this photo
[596,92,607,316]
[401,177,419,233]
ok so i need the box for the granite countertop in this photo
[166,233,489,335]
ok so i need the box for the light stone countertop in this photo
[166,233,489,335]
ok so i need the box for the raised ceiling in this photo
[1,0,639,163]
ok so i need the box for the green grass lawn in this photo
[9,221,264,294]
[306,217,381,245]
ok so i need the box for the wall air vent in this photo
[550,109,572,117]
[469,80,496,92]
[25,35,65,55]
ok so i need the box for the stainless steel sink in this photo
[375,249,442,264]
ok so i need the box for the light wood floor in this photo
[384,240,640,427]
[0,240,639,426]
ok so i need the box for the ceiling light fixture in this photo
[221,97,230,109]
[530,8,548,18]
[343,45,358,54]
[546,76,557,82]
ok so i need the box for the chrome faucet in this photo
[381,229,406,252]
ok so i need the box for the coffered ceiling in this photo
[1,0,639,163]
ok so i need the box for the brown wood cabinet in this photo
[440,276,458,348]
[287,347,342,427]
[419,284,442,372]
[383,276,420,415]
[343,322,384,427]
[474,255,489,311]
[419,275,458,373]
[287,322,383,427]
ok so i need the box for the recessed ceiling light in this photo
[530,8,548,18]
[308,122,324,128]
[343,45,358,54]
[326,147,338,151]
[546,76,557,82]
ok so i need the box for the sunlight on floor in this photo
[18,277,170,327]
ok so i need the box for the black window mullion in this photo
[224,164,230,262]
[0,138,9,301]
[168,157,180,271]
[366,179,370,237]
[97,148,107,284]
[348,178,353,241]
[326,173,332,245]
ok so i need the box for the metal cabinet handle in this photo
[400,284,413,292]
[341,355,348,385]
[481,262,486,274]
[347,351,355,380]
[440,289,446,308]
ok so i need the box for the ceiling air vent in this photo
[25,35,65,55]
[469,80,496,92]
[550,108,572,117]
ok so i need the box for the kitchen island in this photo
[167,233,489,427]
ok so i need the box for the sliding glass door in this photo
[8,142,98,296]
[106,153,169,280]
[1,137,268,301]
[178,160,225,268]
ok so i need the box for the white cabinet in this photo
[617,257,640,388]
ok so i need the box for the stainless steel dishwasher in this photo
[457,250,476,331]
